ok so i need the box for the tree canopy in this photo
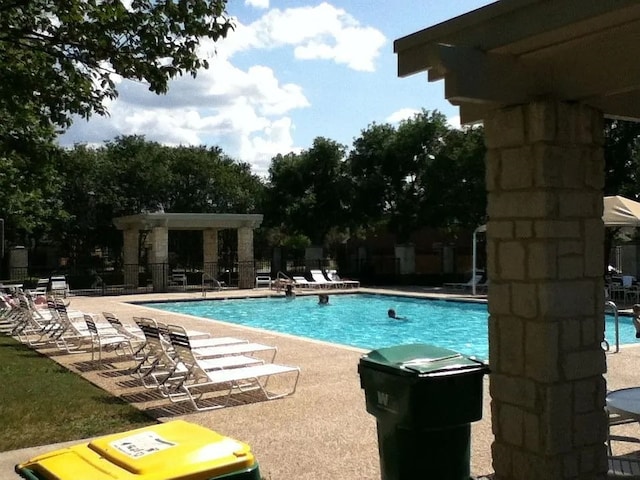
[0,0,234,259]
[346,110,486,242]
[0,0,233,133]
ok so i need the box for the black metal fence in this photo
[3,254,452,294]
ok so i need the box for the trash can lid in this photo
[15,420,257,480]
[360,343,487,376]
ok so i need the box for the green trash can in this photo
[358,344,489,480]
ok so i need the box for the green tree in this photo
[264,138,350,246]
[604,119,640,197]
[387,110,450,240]
[0,143,66,246]
[421,126,486,231]
[0,0,233,131]
[0,0,234,254]
[100,136,172,215]
[165,146,264,214]
[603,119,640,272]
[348,122,397,229]
[348,110,453,241]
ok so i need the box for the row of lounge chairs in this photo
[260,270,360,290]
[1,289,300,412]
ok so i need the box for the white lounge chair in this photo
[443,272,482,291]
[127,319,259,390]
[101,312,147,358]
[102,312,145,341]
[255,275,272,288]
[310,270,339,288]
[160,324,299,411]
[130,317,253,377]
[292,276,311,288]
[30,278,49,298]
[327,270,360,288]
[83,314,132,365]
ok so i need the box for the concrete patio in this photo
[2,288,640,479]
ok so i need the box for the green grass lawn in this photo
[0,335,157,451]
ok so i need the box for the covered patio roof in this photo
[113,213,263,231]
[394,0,640,124]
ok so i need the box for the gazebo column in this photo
[149,226,169,292]
[122,228,139,289]
[237,226,255,289]
[486,101,607,479]
[203,228,219,281]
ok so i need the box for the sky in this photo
[58,1,495,176]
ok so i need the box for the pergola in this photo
[395,1,640,479]
[113,213,263,290]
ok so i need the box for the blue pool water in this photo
[142,293,635,360]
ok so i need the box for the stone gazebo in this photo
[113,213,263,291]
[395,1,640,479]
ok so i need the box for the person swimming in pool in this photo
[387,308,406,320]
[318,293,329,305]
[633,304,640,338]
[285,283,295,298]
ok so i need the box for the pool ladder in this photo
[201,272,222,297]
[604,300,620,353]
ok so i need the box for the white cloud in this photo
[222,3,386,71]
[447,115,462,129]
[245,0,269,8]
[59,55,309,176]
[58,2,386,175]
[386,108,420,124]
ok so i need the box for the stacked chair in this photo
[129,317,299,411]
[2,286,300,412]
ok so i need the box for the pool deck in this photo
[2,286,640,479]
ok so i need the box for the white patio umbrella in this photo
[603,195,640,227]
[472,195,640,294]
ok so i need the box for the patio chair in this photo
[130,317,251,385]
[443,273,482,291]
[169,271,188,290]
[0,295,21,334]
[83,314,133,365]
[255,275,272,288]
[131,316,194,388]
[292,276,311,288]
[9,306,54,346]
[102,312,145,341]
[309,270,338,288]
[161,323,265,385]
[327,270,360,288]
[43,299,93,353]
[102,312,147,357]
[605,401,640,478]
[159,324,299,411]
[29,278,49,298]
[623,276,640,304]
[609,456,640,478]
[49,275,70,298]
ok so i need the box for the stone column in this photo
[203,228,219,281]
[237,227,254,289]
[486,101,607,479]
[122,228,139,288]
[149,226,169,292]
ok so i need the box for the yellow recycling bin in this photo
[15,420,261,480]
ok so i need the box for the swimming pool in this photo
[142,293,635,360]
